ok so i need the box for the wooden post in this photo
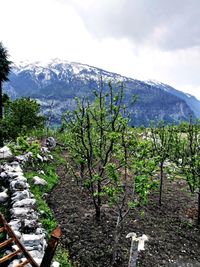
[40,226,62,267]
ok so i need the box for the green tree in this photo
[176,120,200,224]
[63,82,157,265]
[0,42,12,146]
[63,82,128,222]
[1,97,45,140]
[150,122,175,205]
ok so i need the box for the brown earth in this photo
[47,165,200,267]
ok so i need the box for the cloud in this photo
[70,0,200,51]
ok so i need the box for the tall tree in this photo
[0,42,12,146]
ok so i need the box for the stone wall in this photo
[0,144,59,267]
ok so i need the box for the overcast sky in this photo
[1,0,200,99]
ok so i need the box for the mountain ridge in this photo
[4,59,200,126]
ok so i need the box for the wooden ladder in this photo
[0,213,62,267]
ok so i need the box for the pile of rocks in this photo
[0,140,59,267]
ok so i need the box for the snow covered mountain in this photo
[4,59,199,126]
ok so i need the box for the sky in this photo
[1,0,200,99]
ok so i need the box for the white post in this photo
[126,232,149,267]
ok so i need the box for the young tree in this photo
[63,81,127,222]
[0,42,12,146]
[150,122,175,205]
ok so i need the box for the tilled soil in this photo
[47,165,200,267]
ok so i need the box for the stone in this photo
[8,219,21,231]
[0,189,8,203]
[13,230,22,239]
[33,176,47,186]
[21,219,38,232]
[4,172,19,179]
[35,227,45,235]
[13,198,36,208]
[46,137,56,148]
[0,171,8,179]
[41,147,50,153]
[10,180,29,192]
[9,161,23,172]
[29,250,44,259]
[15,152,33,163]
[8,259,21,267]
[21,233,45,247]
[10,208,38,220]
[12,189,33,202]
[51,261,60,267]
[0,146,12,159]
[12,175,27,182]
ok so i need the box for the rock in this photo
[9,161,23,172]
[29,250,44,259]
[3,172,19,179]
[12,175,27,182]
[51,261,60,267]
[7,259,21,267]
[35,227,45,235]
[33,176,47,186]
[46,137,56,148]
[0,146,12,159]
[0,189,8,203]
[12,190,33,202]
[13,230,22,239]
[10,208,38,220]
[41,147,50,153]
[21,233,45,247]
[15,152,33,163]
[8,219,21,231]
[0,171,9,178]
[21,219,38,232]
[10,180,29,192]
[13,198,36,208]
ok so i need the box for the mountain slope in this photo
[3,59,198,126]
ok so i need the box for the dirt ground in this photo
[47,165,200,267]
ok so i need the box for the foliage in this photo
[9,136,40,157]
[174,120,200,224]
[1,97,45,141]
[131,138,158,205]
[150,121,176,205]
[55,246,73,267]
[62,82,133,221]
[0,42,12,146]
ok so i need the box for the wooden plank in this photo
[0,238,14,249]
[0,227,5,233]
[15,259,30,267]
[40,226,62,267]
[0,248,21,264]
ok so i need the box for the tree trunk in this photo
[95,180,101,222]
[112,218,122,266]
[95,204,101,222]
[159,161,164,206]
[0,80,3,147]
